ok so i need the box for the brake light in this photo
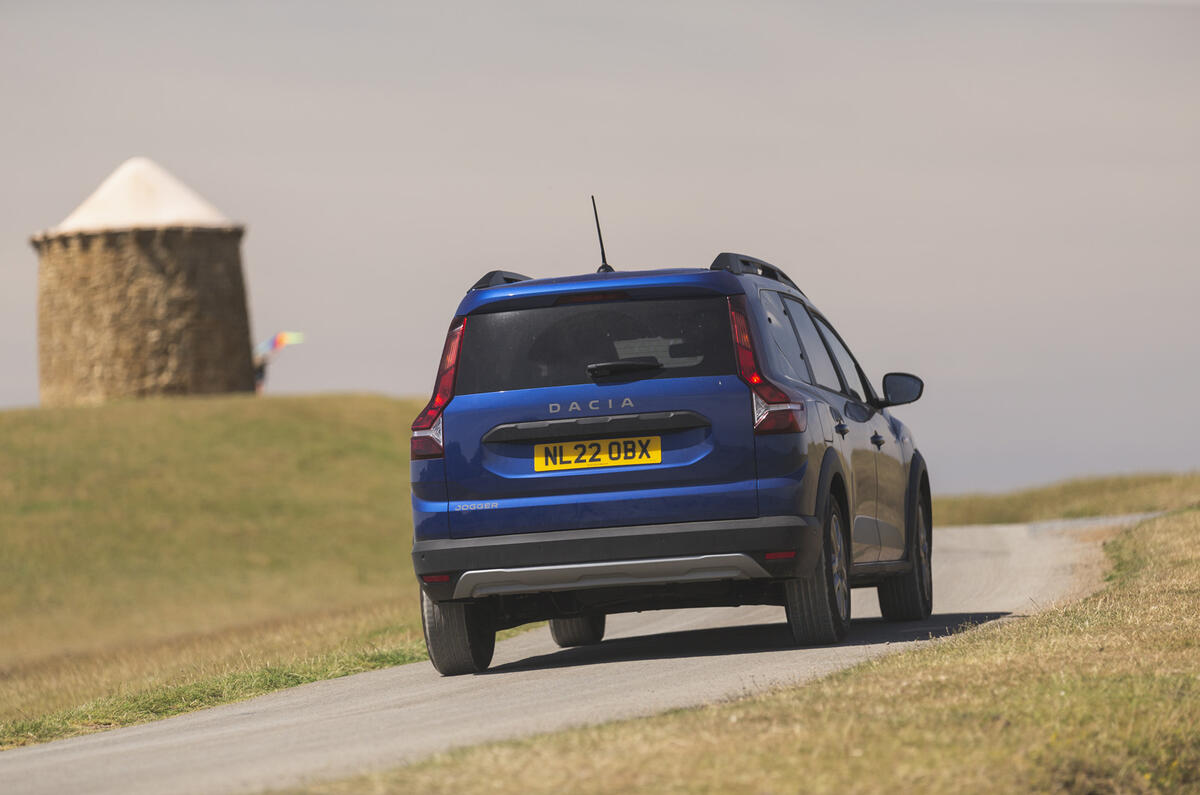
[555,291,629,305]
[411,317,465,459]
[727,295,807,435]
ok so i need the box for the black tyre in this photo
[877,494,933,621]
[420,589,495,675]
[784,493,851,645]
[549,614,606,648]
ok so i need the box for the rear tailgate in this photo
[443,295,757,538]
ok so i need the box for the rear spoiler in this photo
[710,253,804,296]
[470,270,532,291]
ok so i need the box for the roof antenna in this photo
[592,195,614,273]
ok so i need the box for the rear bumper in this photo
[412,514,821,602]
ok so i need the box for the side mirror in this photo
[881,372,924,407]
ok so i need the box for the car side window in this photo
[812,315,871,403]
[782,297,842,392]
[757,290,810,384]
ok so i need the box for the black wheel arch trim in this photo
[904,450,930,562]
[814,446,850,533]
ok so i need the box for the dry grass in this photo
[933,471,1200,526]
[300,510,1200,794]
[0,394,427,746]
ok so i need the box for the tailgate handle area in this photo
[482,411,710,444]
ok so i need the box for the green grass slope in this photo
[0,394,425,744]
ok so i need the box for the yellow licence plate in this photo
[534,436,662,472]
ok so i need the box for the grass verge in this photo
[3,616,427,749]
[298,510,1200,794]
[933,471,1200,526]
[2,613,539,751]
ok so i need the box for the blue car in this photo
[411,254,930,675]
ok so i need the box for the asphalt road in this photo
[0,516,1140,795]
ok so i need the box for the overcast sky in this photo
[2,1,1198,492]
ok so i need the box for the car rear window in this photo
[456,297,736,394]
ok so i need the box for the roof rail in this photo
[470,270,532,291]
[709,253,803,294]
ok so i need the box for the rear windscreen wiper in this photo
[586,357,663,379]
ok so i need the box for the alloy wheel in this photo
[829,512,849,622]
[916,503,932,604]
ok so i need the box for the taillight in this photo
[727,296,807,435]
[411,317,465,460]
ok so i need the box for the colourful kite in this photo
[253,332,305,392]
[255,332,305,357]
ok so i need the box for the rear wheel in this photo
[878,495,933,621]
[420,589,495,675]
[784,494,851,645]
[549,615,606,648]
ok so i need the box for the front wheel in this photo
[420,589,495,675]
[549,615,606,647]
[878,496,933,621]
[784,494,851,645]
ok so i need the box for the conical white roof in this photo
[49,157,236,234]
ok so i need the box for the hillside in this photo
[0,394,424,732]
[933,472,1200,525]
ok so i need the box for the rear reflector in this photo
[765,550,797,560]
[752,393,808,434]
[421,574,451,583]
[410,416,444,460]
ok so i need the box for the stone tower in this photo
[30,158,255,406]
